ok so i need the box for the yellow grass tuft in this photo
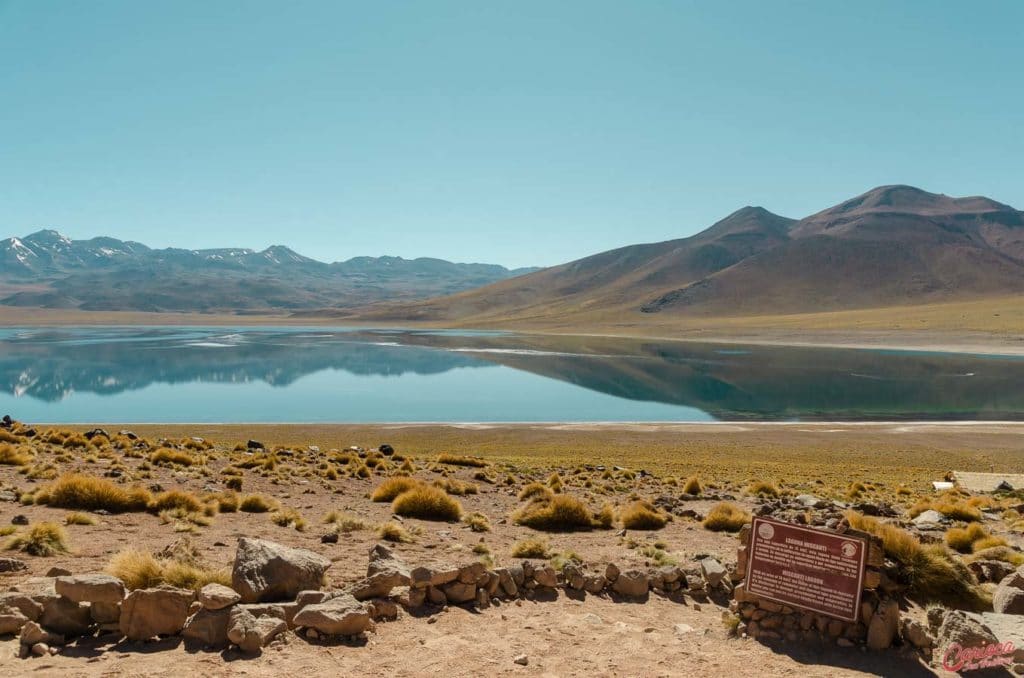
[0,443,31,466]
[37,473,152,513]
[682,476,702,495]
[436,453,488,468]
[371,477,420,502]
[619,500,669,530]
[64,512,97,526]
[702,502,751,532]
[239,494,276,513]
[378,521,414,543]
[464,512,491,532]
[513,494,595,532]
[5,522,70,556]
[746,481,779,498]
[392,484,463,521]
[105,548,230,591]
[148,490,204,514]
[511,537,550,559]
[518,482,554,502]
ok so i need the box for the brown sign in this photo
[746,516,867,622]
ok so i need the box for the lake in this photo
[0,326,1022,423]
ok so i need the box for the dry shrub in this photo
[378,521,414,543]
[910,496,983,522]
[6,522,70,556]
[65,512,97,526]
[324,511,366,532]
[271,507,307,531]
[510,537,550,559]
[392,485,463,521]
[702,502,751,532]
[464,512,491,532]
[846,511,988,609]
[436,453,488,468]
[239,494,275,513]
[619,500,669,530]
[106,548,229,591]
[518,482,554,502]
[594,503,615,529]
[945,523,1003,553]
[37,474,152,513]
[371,477,420,502]
[0,444,31,466]
[746,481,779,498]
[0,430,20,444]
[434,478,478,496]
[148,490,203,514]
[682,476,702,495]
[513,494,595,532]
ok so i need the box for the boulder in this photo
[19,620,61,646]
[198,583,240,611]
[458,562,486,585]
[292,593,371,636]
[495,568,518,597]
[533,566,558,588]
[39,597,92,636]
[935,609,999,651]
[231,537,331,603]
[901,618,934,649]
[866,599,899,650]
[912,510,946,528]
[367,543,410,580]
[0,609,28,635]
[349,568,410,601]
[119,586,195,641]
[612,570,649,598]
[227,607,286,653]
[182,608,232,648]
[55,574,125,605]
[442,581,476,604]
[700,558,727,588]
[994,568,1024,615]
[0,558,27,573]
[90,602,121,625]
[0,593,43,621]
[410,564,460,589]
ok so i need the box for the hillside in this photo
[0,230,536,312]
[344,185,1024,324]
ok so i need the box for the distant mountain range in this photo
[346,185,1024,324]
[0,230,537,312]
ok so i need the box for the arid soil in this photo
[3,422,1023,676]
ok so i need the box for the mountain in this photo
[346,185,1024,324]
[0,230,537,313]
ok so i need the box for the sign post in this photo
[745,516,868,622]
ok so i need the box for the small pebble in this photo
[514,655,529,666]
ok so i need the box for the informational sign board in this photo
[745,516,867,622]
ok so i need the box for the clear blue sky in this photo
[1,1,1022,268]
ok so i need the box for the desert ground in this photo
[1,421,1023,676]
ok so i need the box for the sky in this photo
[1,1,1022,268]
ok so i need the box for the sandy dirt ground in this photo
[2,422,1015,676]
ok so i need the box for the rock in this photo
[292,594,371,636]
[495,568,518,597]
[11,514,28,525]
[912,510,946,527]
[935,609,999,652]
[674,623,695,635]
[794,494,830,509]
[31,642,49,656]
[514,654,529,666]
[0,557,27,573]
[350,571,410,601]
[227,607,286,653]
[296,590,329,607]
[901,618,934,649]
[605,563,620,582]
[532,566,557,588]
[90,602,121,624]
[367,543,409,577]
[231,537,331,603]
[458,562,486,585]
[700,558,727,588]
[0,609,28,635]
[969,559,1017,584]
[119,586,195,641]
[198,583,240,611]
[39,597,92,636]
[866,599,899,650]
[55,574,125,605]
[367,598,399,621]
[19,620,60,646]
[410,564,460,589]
[442,581,477,604]
[583,575,606,594]
[995,568,1024,615]
[45,567,72,577]
[182,608,231,648]
[321,532,339,544]
[612,570,649,598]
[0,593,42,621]
[967,612,1024,664]
[379,444,394,456]
[246,440,264,450]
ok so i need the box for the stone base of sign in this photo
[730,521,904,650]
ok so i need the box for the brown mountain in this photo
[347,185,1024,324]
